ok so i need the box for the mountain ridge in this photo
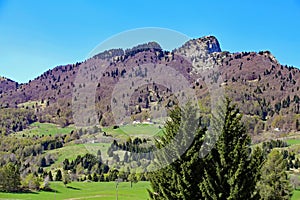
[0,36,299,138]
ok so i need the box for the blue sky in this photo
[0,0,300,83]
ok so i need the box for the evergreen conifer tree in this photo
[199,100,263,200]
[148,103,206,199]
[258,149,293,200]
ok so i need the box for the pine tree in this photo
[48,171,53,181]
[87,174,92,181]
[199,100,263,200]
[124,152,129,163]
[92,173,99,182]
[55,169,62,181]
[63,158,70,170]
[258,149,293,200]
[295,158,300,169]
[99,173,105,182]
[148,103,206,199]
[40,157,47,167]
[97,149,102,162]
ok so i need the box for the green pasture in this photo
[45,143,111,169]
[102,124,164,138]
[14,122,74,137]
[0,181,150,200]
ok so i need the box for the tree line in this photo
[148,99,293,200]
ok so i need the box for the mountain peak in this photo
[174,35,221,55]
[0,76,18,95]
[200,35,221,53]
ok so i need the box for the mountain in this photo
[0,76,18,95]
[0,36,299,140]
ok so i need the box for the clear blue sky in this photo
[0,0,300,83]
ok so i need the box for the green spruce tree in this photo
[148,103,206,200]
[55,169,62,181]
[48,171,53,181]
[258,149,292,200]
[199,100,263,200]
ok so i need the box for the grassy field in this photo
[287,139,300,146]
[102,124,164,138]
[0,181,150,200]
[45,143,111,169]
[17,123,165,170]
[13,122,163,138]
[292,190,300,200]
[13,122,74,137]
[0,181,298,200]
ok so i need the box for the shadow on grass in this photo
[1,190,38,194]
[42,188,60,193]
[66,186,81,190]
[0,188,61,194]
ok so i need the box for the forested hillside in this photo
[0,36,299,137]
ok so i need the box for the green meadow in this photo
[287,139,300,146]
[0,181,299,199]
[13,122,74,137]
[292,190,300,200]
[45,143,111,170]
[0,181,150,200]
[102,124,164,138]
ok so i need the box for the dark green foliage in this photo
[107,169,118,181]
[148,103,206,199]
[40,157,47,167]
[295,158,300,169]
[92,173,99,182]
[107,137,154,157]
[0,163,21,192]
[0,108,36,135]
[87,174,92,181]
[262,139,288,156]
[55,169,62,181]
[48,171,53,181]
[258,149,292,200]
[61,153,109,177]
[0,133,66,171]
[199,100,263,200]
[99,174,105,182]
